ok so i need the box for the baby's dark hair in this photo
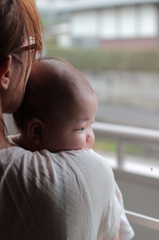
[13,57,95,132]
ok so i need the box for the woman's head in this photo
[0,0,43,113]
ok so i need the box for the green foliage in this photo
[93,139,117,152]
[93,138,142,155]
[45,40,159,71]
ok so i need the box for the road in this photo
[96,103,159,130]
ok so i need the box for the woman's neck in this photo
[0,107,12,149]
[0,130,12,149]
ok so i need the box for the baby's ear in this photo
[27,118,44,145]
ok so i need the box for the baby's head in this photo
[13,58,98,152]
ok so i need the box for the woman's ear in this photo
[27,118,45,145]
[0,55,12,90]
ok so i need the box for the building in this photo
[38,0,159,49]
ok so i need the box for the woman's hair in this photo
[13,57,95,131]
[0,0,43,64]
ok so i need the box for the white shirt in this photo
[0,146,121,240]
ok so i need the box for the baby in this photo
[13,57,134,240]
[13,57,97,152]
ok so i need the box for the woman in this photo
[0,0,42,115]
[0,1,121,239]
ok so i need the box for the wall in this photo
[71,10,98,38]
[82,70,159,111]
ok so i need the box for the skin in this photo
[1,53,31,113]
[2,39,33,113]
[20,91,98,152]
[0,45,31,148]
[41,92,98,152]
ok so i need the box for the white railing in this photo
[125,211,159,231]
[93,122,159,231]
[93,122,159,168]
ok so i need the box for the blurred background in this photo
[34,0,159,162]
